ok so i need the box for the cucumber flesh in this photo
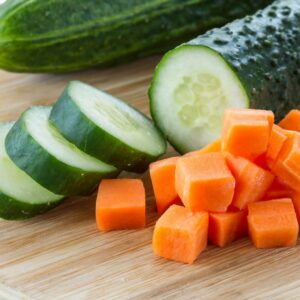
[70,82,165,157]
[0,122,64,220]
[149,45,249,153]
[6,106,119,196]
[50,81,167,172]
[26,106,115,173]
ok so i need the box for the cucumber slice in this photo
[50,81,167,172]
[0,122,64,220]
[149,45,249,154]
[5,106,119,196]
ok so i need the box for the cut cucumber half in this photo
[149,45,249,153]
[0,122,64,220]
[50,81,167,172]
[5,106,119,196]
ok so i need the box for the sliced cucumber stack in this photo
[0,123,64,220]
[5,106,119,196]
[50,81,166,172]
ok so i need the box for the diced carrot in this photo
[291,192,300,224]
[248,199,299,248]
[184,139,221,157]
[152,205,208,264]
[221,108,274,160]
[266,125,288,168]
[208,210,248,247]
[254,153,269,170]
[264,177,293,200]
[150,156,181,215]
[96,179,145,231]
[271,131,300,190]
[175,153,235,212]
[226,154,274,210]
[279,109,300,131]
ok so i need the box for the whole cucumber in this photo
[0,0,272,72]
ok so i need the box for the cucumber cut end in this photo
[150,45,249,153]
[0,122,63,205]
[25,106,117,173]
[68,81,166,157]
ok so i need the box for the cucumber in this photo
[5,106,119,196]
[0,0,273,72]
[0,122,64,220]
[50,81,166,173]
[149,0,300,153]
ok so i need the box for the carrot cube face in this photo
[266,125,288,168]
[152,205,208,264]
[150,156,181,215]
[96,179,146,231]
[221,108,274,160]
[175,153,235,212]
[271,131,300,190]
[226,154,274,210]
[209,210,248,247]
[279,109,300,132]
[184,139,221,158]
[292,192,300,224]
[248,199,299,248]
[264,177,293,200]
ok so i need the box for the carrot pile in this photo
[96,108,300,265]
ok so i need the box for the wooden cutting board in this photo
[0,56,300,300]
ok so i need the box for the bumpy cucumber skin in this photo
[0,0,272,72]
[0,192,63,220]
[186,0,300,121]
[50,85,166,173]
[5,113,119,196]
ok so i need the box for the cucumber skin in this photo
[0,0,273,73]
[185,0,300,121]
[5,114,119,196]
[0,192,63,220]
[50,85,166,173]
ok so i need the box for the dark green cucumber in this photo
[149,0,300,153]
[50,81,166,172]
[5,106,119,196]
[0,122,64,220]
[0,0,273,72]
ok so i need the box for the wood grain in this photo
[0,56,299,300]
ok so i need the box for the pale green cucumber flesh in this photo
[0,122,64,220]
[5,106,119,196]
[149,45,249,153]
[50,81,167,172]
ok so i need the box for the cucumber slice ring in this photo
[149,45,249,154]
[0,123,64,220]
[50,81,167,172]
[5,107,119,196]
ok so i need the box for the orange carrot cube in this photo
[209,210,248,247]
[96,179,145,231]
[152,205,208,264]
[264,177,293,200]
[248,199,299,248]
[279,109,300,132]
[175,153,235,212]
[266,125,288,168]
[226,154,274,210]
[221,108,274,160]
[291,192,300,224]
[271,131,300,190]
[184,139,221,157]
[150,156,181,215]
